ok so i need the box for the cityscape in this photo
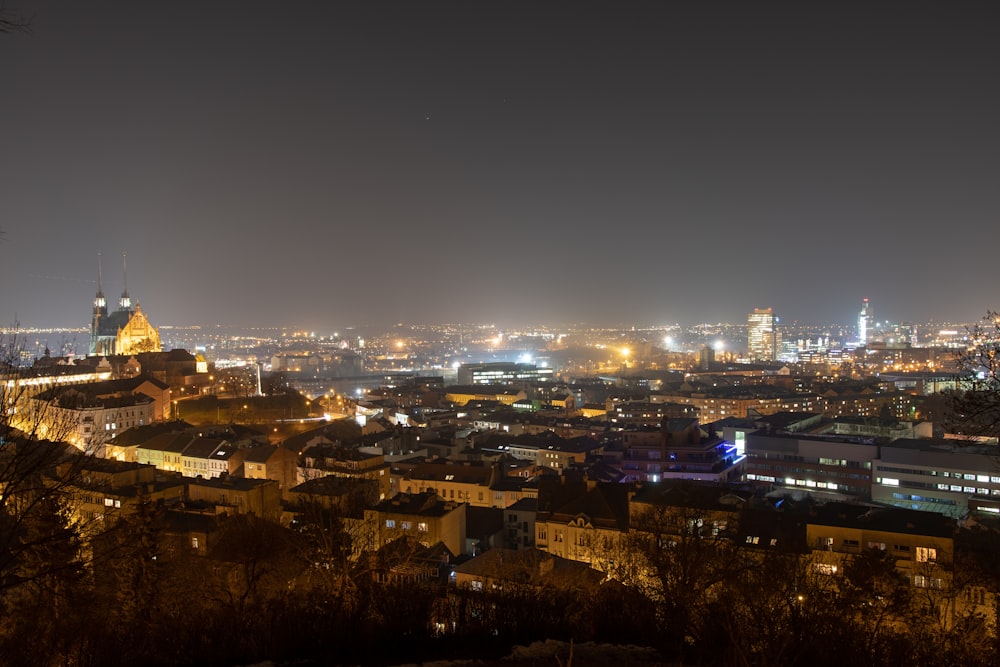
[3,1,1000,665]
[2,286,1000,666]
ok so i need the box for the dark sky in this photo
[2,1,998,332]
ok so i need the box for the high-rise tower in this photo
[747,307,780,361]
[858,298,871,346]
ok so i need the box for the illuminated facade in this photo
[89,253,162,356]
[747,308,779,361]
[807,502,955,594]
[744,431,878,497]
[872,438,1000,517]
[620,418,745,483]
[858,297,871,345]
[456,362,555,385]
[534,480,631,567]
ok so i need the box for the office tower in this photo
[747,308,779,361]
[858,298,871,346]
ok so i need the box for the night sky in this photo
[2,1,998,332]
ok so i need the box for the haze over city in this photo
[2,1,998,332]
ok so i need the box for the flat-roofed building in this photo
[456,362,555,386]
[872,437,1000,517]
[745,431,878,499]
[621,418,745,484]
[806,501,956,592]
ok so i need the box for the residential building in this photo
[399,461,499,507]
[535,479,631,567]
[104,420,192,462]
[185,476,282,517]
[52,456,185,531]
[807,502,955,592]
[652,384,820,421]
[504,497,538,549]
[443,385,528,407]
[628,479,753,545]
[240,443,298,495]
[136,432,192,474]
[452,547,604,593]
[365,491,467,556]
[180,437,233,479]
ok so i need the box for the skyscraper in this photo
[747,308,779,361]
[858,298,871,346]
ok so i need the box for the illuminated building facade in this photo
[858,298,871,345]
[872,438,1000,517]
[89,253,162,356]
[456,362,554,385]
[747,308,780,361]
[744,431,878,497]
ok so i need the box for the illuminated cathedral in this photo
[89,253,162,356]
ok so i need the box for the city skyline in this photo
[2,2,998,331]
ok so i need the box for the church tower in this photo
[118,252,131,311]
[88,251,162,356]
[90,253,109,355]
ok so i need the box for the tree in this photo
[211,512,302,613]
[0,2,30,34]
[608,498,744,662]
[0,329,105,662]
[287,491,374,607]
[946,311,1000,439]
[838,547,917,662]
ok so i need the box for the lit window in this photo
[385,519,396,528]
[916,546,937,563]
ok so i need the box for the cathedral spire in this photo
[94,252,106,311]
[119,251,131,311]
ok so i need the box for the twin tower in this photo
[89,252,161,357]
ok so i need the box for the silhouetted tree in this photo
[609,499,744,662]
[946,311,1000,439]
[0,2,30,34]
[838,547,916,662]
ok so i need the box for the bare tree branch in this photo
[0,2,31,35]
